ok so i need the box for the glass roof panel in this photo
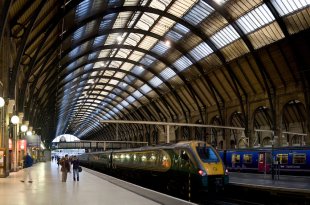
[149,0,172,11]
[173,56,193,72]
[116,104,123,110]
[189,41,213,62]
[151,41,170,55]
[140,84,152,94]
[151,17,175,36]
[236,4,275,34]
[126,96,135,103]
[73,26,85,42]
[99,14,116,31]
[131,66,145,75]
[165,29,183,42]
[112,12,132,29]
[139,36,158,50]
[124,0,140,6]
[149,76,163,87]
[183,0,214,25]
[75,0,91,21]
[88,52,99,60]
[160,67,177,80]
[140,55,156,66]
[168,0,196,18]
[210,25,240,48]
[112,107,119,114]
[135,13,159,31]
[121,100,129,107]
[271,0,310,16]
[108,0,124,7]
[93,35,107,47]
[124,33,141,46]
[132,90,143,98]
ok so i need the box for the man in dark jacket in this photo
[71,156,80,181]
[21,152,33,183]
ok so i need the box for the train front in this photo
[191,142,229,191]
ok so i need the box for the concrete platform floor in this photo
[0,161,193,205]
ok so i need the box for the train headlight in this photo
[198,170,207,176]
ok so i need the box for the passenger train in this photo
[219,147,310,175]
[78,141,229,193]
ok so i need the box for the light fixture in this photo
[0,97,4,107]
[26,131,32,136]
[165,40,171,47]
[20,125,28,132]
[11,115,19,124]
[117,36,123,42]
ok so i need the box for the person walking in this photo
[60,155,70,182]
[71,156,80,181]
[21,152,33,183]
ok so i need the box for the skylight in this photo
[183,1,214,26]
[173,56,193,72]
[271,0,310,16]
[160,67,177,80]
[149,76,163,87]
[140,84,152,94]
[132,90,143,98]
[121,100,129,107]
[151,41,170,55]
[210,25,240,48]
[131,66,145,75]
[236,4,275,34]
[189,41,213,62]
[126,96,135,103]
[75,0,91,21]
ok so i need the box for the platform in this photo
[0,161,195,205]
[229,172,310,194]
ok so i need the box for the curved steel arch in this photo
[39,75,171,134]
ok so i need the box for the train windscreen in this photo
[196,146,219,163]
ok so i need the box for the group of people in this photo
[59,154,80,182]
[21,153,81,183]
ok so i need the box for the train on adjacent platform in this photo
[78,141,229,193]
[218,146,310,175]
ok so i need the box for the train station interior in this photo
[0,0,310,204]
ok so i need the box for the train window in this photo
[196,147,219,162]
[232,154,240,163]
[276,154,288,164]
[293,154,306,164]
[243,154,252,164]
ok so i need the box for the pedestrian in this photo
[71,156,80,181]
[21,152,33,183]
[60,154,70,182]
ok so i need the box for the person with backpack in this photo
[21,152,33,183]
[60,154,70,182]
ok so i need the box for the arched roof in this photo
[3,0,310,143]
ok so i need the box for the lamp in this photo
[11,115,19,124]
[0,97,4,107]
[26,130,32,136]
[20,125,28,132]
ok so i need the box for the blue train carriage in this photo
[273,147,310,175]
[219,147,310,175]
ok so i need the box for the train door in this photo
[258,152,271,173]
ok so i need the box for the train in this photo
[218,146,310,175]
[78,141,229,194]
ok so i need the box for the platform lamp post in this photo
[11,115,19,171]
[0,97,5,146]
